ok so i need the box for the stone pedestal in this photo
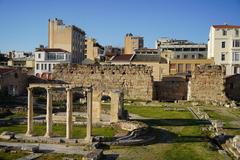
[66,88,73,139]
[26,87,33,136]
[44,88,53,138]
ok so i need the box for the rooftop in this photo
[35,48,70,53]
[0,68,15,74]
[131,54,167,63]
[111,54,134,62]
[213,25,240,29]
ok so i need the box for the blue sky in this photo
[0,0,239,52]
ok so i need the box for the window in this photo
[198,54,204,59]
[186,64,191,72]
[41,64,43,70]
[234,67,238,74]
[222,30,227,36]
[176,55,180,59]
[56,54,64,60]
[222,41,225,48]
[233,40,240,47]
[38,53,41,59]
[178,64,183,73]
[192,55,195,59]
[49,64,51,71]
[232,52,240,61]
[45,64,47,70]
[36,63,39,70]
[170,64,176,70]
[221,53,225,61]
[184,55,188,59]
[236,29,239,37]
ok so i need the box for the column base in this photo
[44,133,52,138]
[66,136,72,140]
[85,136,93,143]
[25,132,33,137]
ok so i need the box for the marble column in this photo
[86,87,93,142]
[66,88,73,139]
[44,88,53,138]
[26,87,33,136]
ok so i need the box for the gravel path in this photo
[0,142,88,155]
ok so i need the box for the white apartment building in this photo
[208,25,240,75]
[35,48,71,79]
[155,37,207,59]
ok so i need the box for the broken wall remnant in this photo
[153,76,188,101]
[52,64,153,101]
[189,65,228,102]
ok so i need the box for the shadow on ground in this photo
[129,118,212,145]
[144,127,210,145]
[102,154,119,160]
[138,118,211,126]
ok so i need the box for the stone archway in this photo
[92,89,124,123]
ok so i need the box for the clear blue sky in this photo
[0,0,239,52]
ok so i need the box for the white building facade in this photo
[35,48,71,79]
[155,37,207,59]
[208,25,240,75]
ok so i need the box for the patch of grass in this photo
[125,105,193,119]
[36,153,83,160]
[0,124,116,139]
[204,109,231,122]
[2,112,27,120]
[0,151,28,160]
[104,103,225,160]
[163,142,224,160]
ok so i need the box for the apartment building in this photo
[124,33,144,54]
[48,18,85,64]
[84,38,104,61]
[104,46,122,61]
[208,24,240,75]
[35,48,71,80]
[156,37,207,59]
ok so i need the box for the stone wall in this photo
[0,68,28,96]
[154,76,188,101]
[189,65,228,102]
[52,64,153,101]
[225,74,240,101]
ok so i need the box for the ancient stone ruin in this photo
[52,64,153,101]
[189,65,228,102]
[26,83,94,142]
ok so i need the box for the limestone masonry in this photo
[52,64,153,101]
[189,65,228,102]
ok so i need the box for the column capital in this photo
[66,87,73,92]
[85,87,92,93]
[27,87,33,91]
[46,87,53,94]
